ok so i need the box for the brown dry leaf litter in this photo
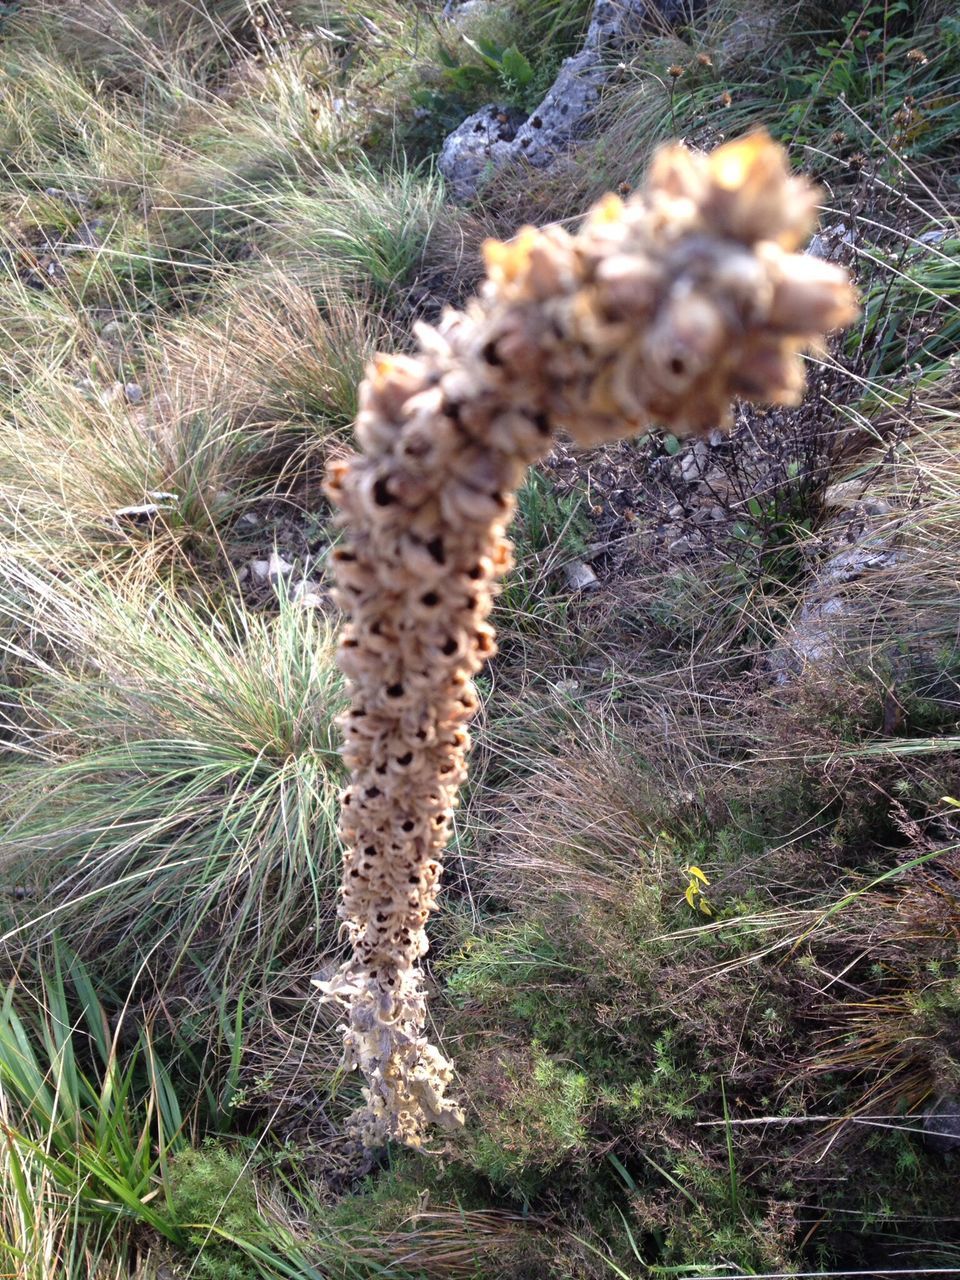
[318,130,859,1149]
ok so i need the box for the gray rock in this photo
[290,578,326,608]
[680,440,710,484]
[923,1096,960,1155]
[44,186,89,208]
[438,0,686,201]
[775,535,899,677]
[564,559,599,591]
[112,493,177,525]
[439,104,530,203]
[124,382,144,404]
[267,550,294,585]
[442,0,487,20]
[807,222,856,263]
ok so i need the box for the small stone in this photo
[268,550,294,585]
[113,503,164,524]
[680,440,709,484]
[668,502,685,520]
[290,578,325,607]
[124,382,144,404]
[923,1096,960,1155]
[564,560,599,591]
[667,535,691,555]
[249,558,271,583]
[44,186,89,208]
[238,512,260,527]
[113,491,177,522]
[97,382,123,407]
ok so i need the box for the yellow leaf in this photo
[687,865,710,885]
[699,898,713,916]
[685,883,697,908]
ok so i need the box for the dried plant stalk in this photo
[320,131,858,1149]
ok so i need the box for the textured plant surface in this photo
[321,131,857,1148]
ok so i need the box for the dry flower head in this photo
[320,130,858,1149]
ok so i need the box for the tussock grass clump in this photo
[162,270,395,450]
[0,379,268,578]
[273,159,450,303]
[0,570,346,1043]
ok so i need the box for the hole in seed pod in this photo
[421,590,440,607]
[376,763,388,776]
[441,637,458,657]
[409,875,419,885]
[415,728,428,741]
[533,411,551,435]
[433,815,445,828]
[386,683,404,698]
[364,846,376,857]
[366,786,381,799]
[396,752,413,766]
[467,563,484,580]
[401,820,415,832]
[373,477,394,506]
[342,637,358,648]
[350,707,366,718]
[376,912,388,923]
[482,339,502,366]
[333,548,356,562]
[426,536,445,565]
[531,114,543,128]
[670,356,686,376]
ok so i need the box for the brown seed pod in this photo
[319,130,858,1149]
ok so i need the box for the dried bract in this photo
[320,131,858,1149]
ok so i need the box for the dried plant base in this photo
[320,132,858,1149]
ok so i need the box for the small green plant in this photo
[470,1044,590,1196]
[0,941,186,1274]
[681,862,712,916]
[167,1142,266,1280]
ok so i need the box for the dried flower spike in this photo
[320,130,858,1150]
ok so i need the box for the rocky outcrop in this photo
[439,0,691,201]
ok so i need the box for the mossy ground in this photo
[0,1,959,1277]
